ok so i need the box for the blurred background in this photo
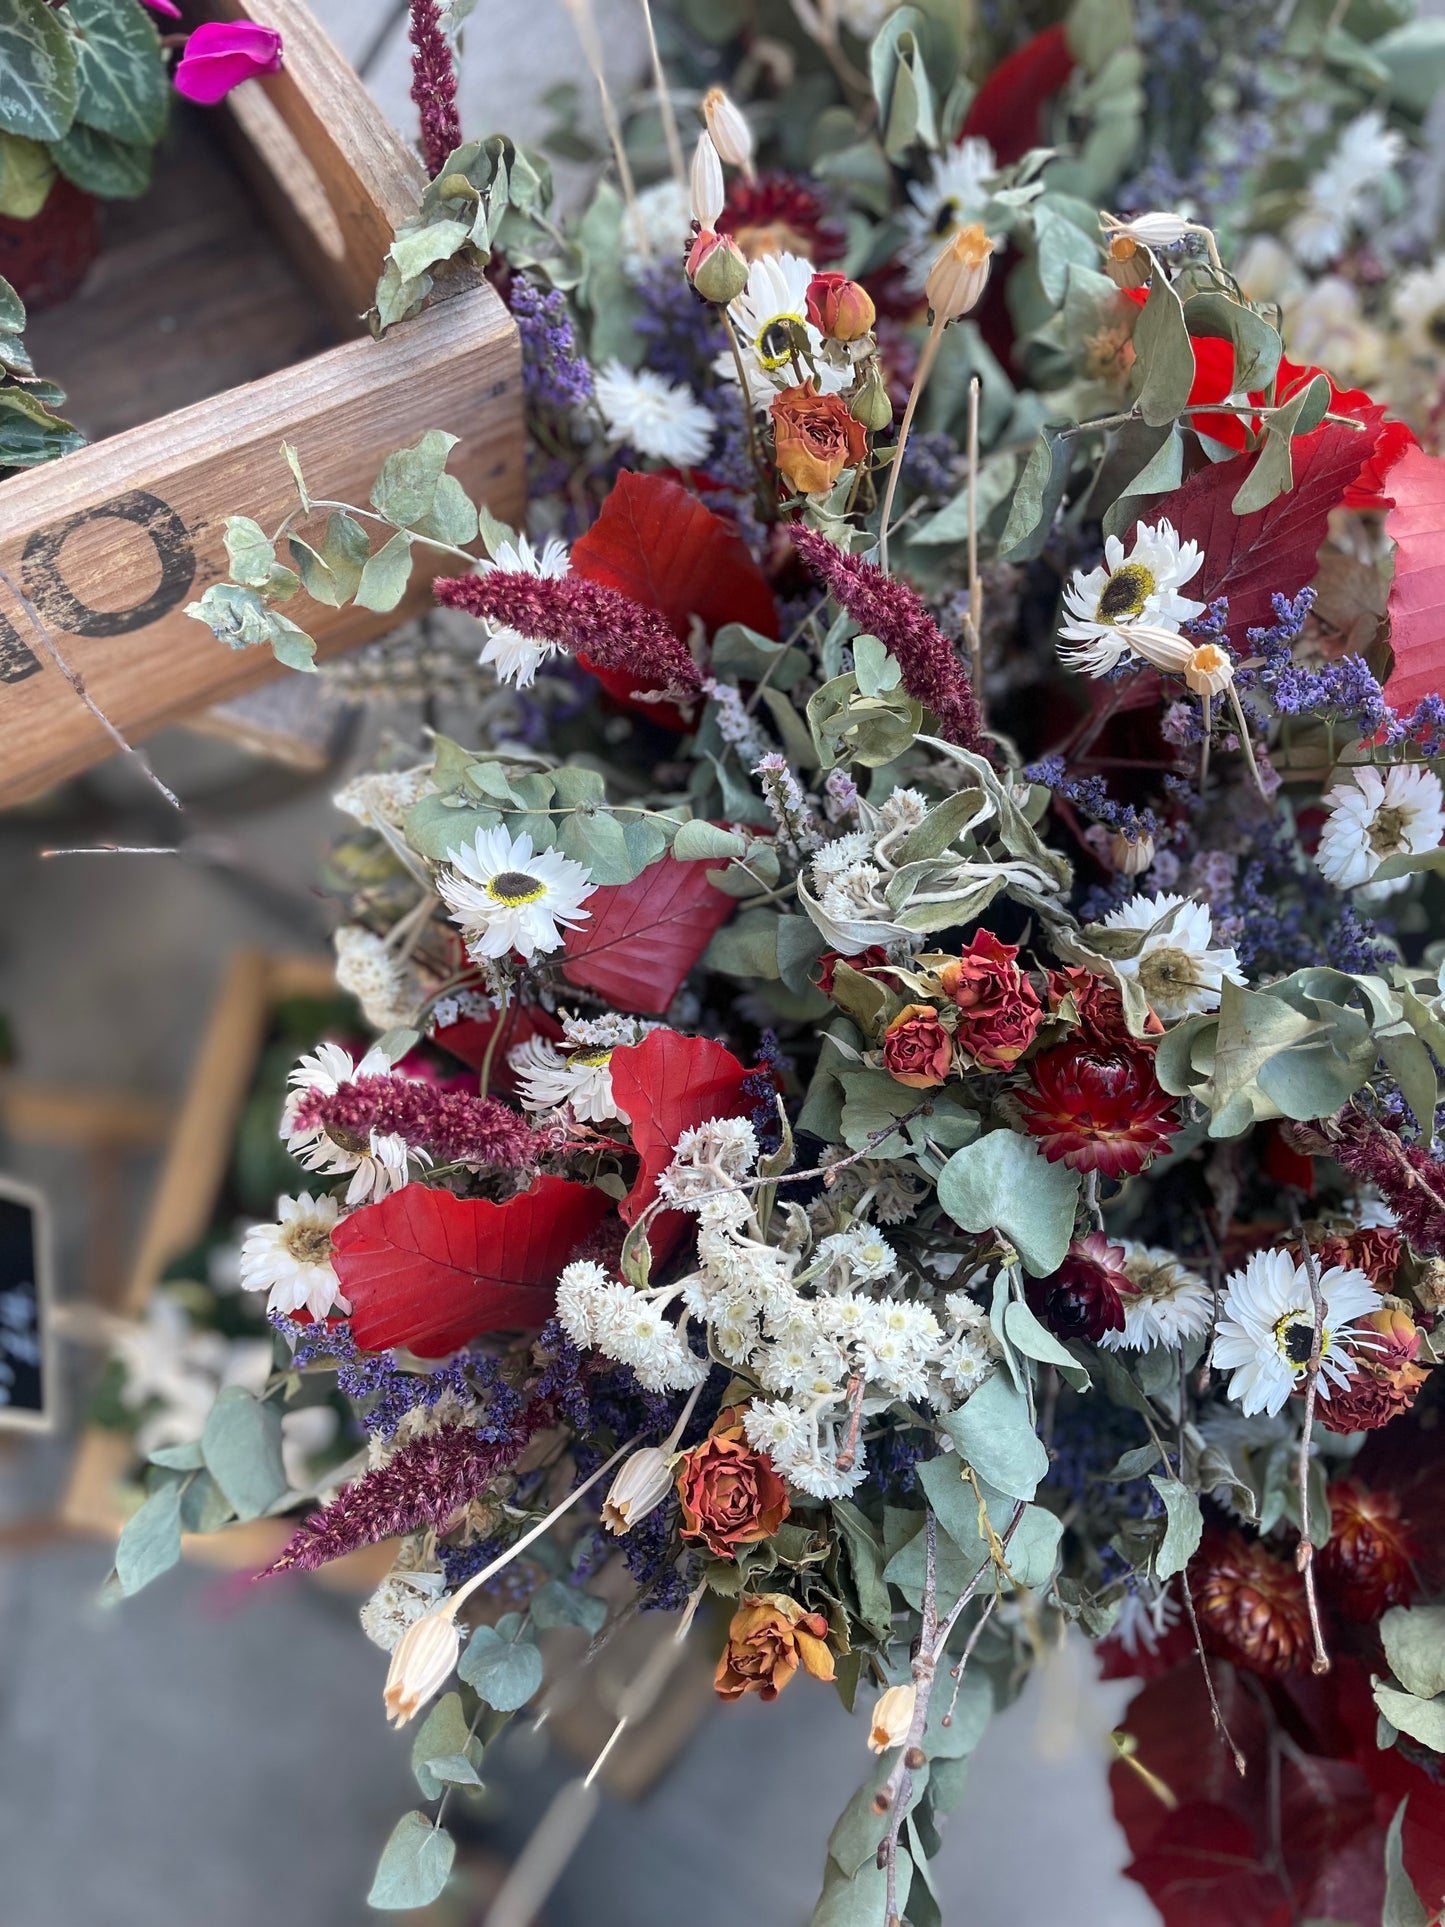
[0,3,1155,1920]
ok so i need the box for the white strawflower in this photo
[1098,1243,1214,1352]
[439,825,596,961]
[1211,1247,1382,1417]
[284,1040,389,1112]
[622,178,693,278]
[1100,890,1246,1022]
[721,251,850,409]
[818,1226,898,1283]
[240,1194,348,1321]
[1316,764,1445,897]
[333,925,422,1031]
[1287,111,1405,267]
[468,534,569,689]
[1111,1582,1181,1657]
[594,362,715,467]
[509,1034,628,1124]
[901,140,997,287]
[361,1559,448,1653]
[1058,519,1206,667]
[1393,257,1445,360]
[742,1397,812,1465]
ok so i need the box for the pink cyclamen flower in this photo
[141,0,182,16]
[173,23,283,105]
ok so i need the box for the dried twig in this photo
[1289,1207,1332,1676]
[1181,1566,1247,1775]
[964,375,984,722]
[636,0,685,185]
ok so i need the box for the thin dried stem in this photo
[964,374,984,720]
[1290,1207,1332,1676]
[636,0,685,184]
[879,313,946,574]
[1181,1565,1247,1775]
[561,0,650,260]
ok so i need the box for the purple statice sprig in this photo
[1024,754,1161,846]
[742,1029,792,1155]
[510,273,594,411]
[275,1313,523,1442]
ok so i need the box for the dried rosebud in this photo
[926,224,994,321]
[678,1425,790,1555]
[602,1446,675,1533]
[771,379,868,494]
[882,1003,953,1089]
[715,1593,834,1701]
[690,131,724,231]
[806,271,876,343]
[688,229,750,304]
[938,930,1043,1071]
[703,87,754,177]
[382,1602,460,1727]
[849,360,893,432]
[867,1682,917,1753]
[1108,830,1156,877]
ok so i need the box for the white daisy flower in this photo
[290,1125,416,1207]
[240,1194,348,1321]
[283,1040,390,1115]
[720,251,850,409]
[1287,111,1405,268]
[438,825,596,961]
[1392,257,1445,361]
[1058,519,1206,669]
[1100,889,1246,1022]
[1210,1246,1382,1417]
[901,139,998,287]
[509,1035,629,1124]
[1316,764,1445,898]
[466,534,570,689]
[594,361,714,467]
[1099,1242,1214,1352]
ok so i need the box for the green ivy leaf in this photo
[68,0,168,147]
[0,0,78,143]
[114,1478,183,1596]
[457,1623,543,1711]
[936,1131,1080,1276]
[201,1385,289,1522]
[366,1812,456,1911]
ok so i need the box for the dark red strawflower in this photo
[1318,1479,1419,1620]
[1019,1038,1179,1178]
[262,1405,554,1574]
[816,944,892,998]
[409,0,462,179]
[1191,1531,1311,1677]
[1028,1233,1131,1342]
[1328,1110,1445,1257]
[289,1073,544,1169]
[719,173,843,264]
[1318,1306,1429,1435]
[434,570,704,700]
[791,526,985,751]
[1311,1226,1403,1289]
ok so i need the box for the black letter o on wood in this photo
[21,491,196,638]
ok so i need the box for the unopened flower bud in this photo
[690,131,724,230]
[1109,829,1156,877]
[1184,641,1235,697]
[867,1681,917,1753]
[926,224,994,321]
[1103,233,1152,290]
[848,360,893,432]
[602,1446,675,1533]
[1104,210,1195,250]
[704,87,754,178]
[688,230,750,304]
[383,1603,460,1727]
[806,271,876,343]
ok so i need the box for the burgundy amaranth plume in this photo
[289,1073,545,1169]
[408,0,462,179]
[792,526,985,751]
[261,1402,556,1574]
[1330,1111,1445,1257]
[434,570,705,699]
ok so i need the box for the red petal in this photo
[1382,442,1445,714]
[571,470,779,643]
[960,25,1074,166]
[334,1177,610,1357]
[433,1002,565,1087]
[609,1029,756,1257]
[561,855,737,1015]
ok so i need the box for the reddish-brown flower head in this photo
[677,1416,790,1557]
[883,1003,952,1089]
[816,944,891,998]
[805,271,876,342]
[715,1593,835,1702]
[1046,966,1161,1044]
[719,173,843,264]
[1191,1532,1311,1677]
[1312,1226,1403,1290]
[1027,1232,1131,1342]
[1317,1305,1429,1434]
[1019,1038,1179,1178]
[1318,1479,1419,1620]
[771,380,868,495]
[939,931,1043,1071]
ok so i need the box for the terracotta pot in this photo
[0,176,100,311]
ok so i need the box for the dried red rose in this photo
[1191,1532,1311,1677]
[939,930,1043,1071]
[677,1415,790,1557]
[1317,1305,1429,1434]
[1028,1232,1131,1341]
[805,271,876,341]
[715,1593,835,1701]
[1046,965,1162,1044]
[882,1003,953,1089]
[771,379,868,495]
[1317,1479,1419,1620]
[816,944,891,998]
[1018,1037,1179,1177]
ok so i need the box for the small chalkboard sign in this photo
[0,1175,53,1431]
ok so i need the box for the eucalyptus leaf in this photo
[936,1131,1080,1276]
[412,1692,481,1798]
[201,1386,289,1522]
[114,1478,183,1596]
[1132,266,1196,426]
[458,1623,543,1710]
[1381,1604,1445,1702]
[356,531,415,614]
[529,1578,608,1634]
[1384,1797,1429,1927]
[941,1373,1049,1501]
[1149,1476,1204,1581]
[1002,1297,1090,1390]
[367,1812,456,1911]
[1373,1683,1445,1754]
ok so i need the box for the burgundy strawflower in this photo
[1326,1111,1445,1257]
[719,173,844,264]
[1191,1531,1311,1677]
[289,1072,544,1169]
[434,570,704,700]
[1028,1232,1131,1342]
[1019,1039,1179,1178]
[262,1405,554,1574]
[409,0,462,179]
[1317,1479,1420,1620]
[791,526,984,750]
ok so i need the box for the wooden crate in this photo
[61,948,391,1589]
[0,0,524,808]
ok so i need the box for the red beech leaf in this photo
[1158,413,1391,641]
[1383,442,1445,715]
[433,1002,564,1087]
[571,470,779,643]
[334,1177,611,1358]
[609,1029,756,1258]
[561,855,737,1015]
[960,25,1074,165]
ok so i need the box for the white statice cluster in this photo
[556,1114,1002,1499]
[509,1011,660,1124]
[333,925,424,1033]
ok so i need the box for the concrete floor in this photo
[0,12,1158,1924]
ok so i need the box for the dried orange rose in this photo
[770,379,868,495]
[714,1592,835,1702]
[677,1414,790,1556]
